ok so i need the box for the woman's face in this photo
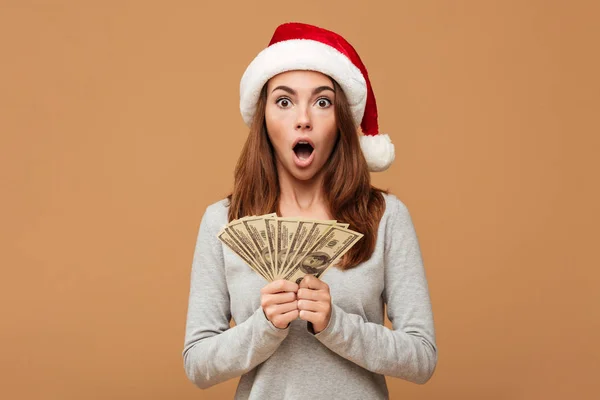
[265,70,338,182]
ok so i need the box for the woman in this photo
[182,22,438,399]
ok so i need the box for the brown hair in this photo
[226,78,388,271]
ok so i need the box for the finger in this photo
[269,301,298,315]
[273,309,299,327]
[297,288,330,301]
[302,274,327,290]
[298,309,320,324]
[261,292,296,307]
[299,275,309,289]
[261,279,299,295]
[297,299,326,312]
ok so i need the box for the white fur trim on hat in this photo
[359,133,395,172]
[240,39,367,127]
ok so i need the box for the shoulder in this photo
[204,197,230,215]
[199,197,231,233]
[381,192,410,221]
[379,192,418,241]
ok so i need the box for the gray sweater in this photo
[182,193,438,399]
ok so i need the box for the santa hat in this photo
[239,22,395,172]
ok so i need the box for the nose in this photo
[295,107,312,131]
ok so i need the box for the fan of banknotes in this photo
[217,213,364,283]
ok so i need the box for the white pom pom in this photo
[359,134,395,172]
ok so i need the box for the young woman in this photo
[182,22,438,399]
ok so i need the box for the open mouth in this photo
[293,141,314,160]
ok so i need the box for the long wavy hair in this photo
[226,77,388,270]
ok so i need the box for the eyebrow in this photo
[271,85,335,95]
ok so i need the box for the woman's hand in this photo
[297,275,332,334]
[260,279,299,329]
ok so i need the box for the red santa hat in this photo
[240,22,395,172]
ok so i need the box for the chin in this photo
[287,164,323,182]
[290,169,319,181]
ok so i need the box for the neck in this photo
[276,162,326,213]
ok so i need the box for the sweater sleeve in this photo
[314,198,438,384]
[182,204,290,389]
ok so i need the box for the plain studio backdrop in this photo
[1,1,598,399]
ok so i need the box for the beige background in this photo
[1,1,599,399]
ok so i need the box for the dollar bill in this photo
[264,216,278,277]
[227,219,273,281]
[216,214,360,282]
[226,225,273,279]
[241,214,277,280]
[280,220,312,277]
[217,228,269,281]
[278,220,337,279]
[275,218,300,279]
[284,226,364,284]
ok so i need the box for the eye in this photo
[276,97,292,108]
[316,97,332,108]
